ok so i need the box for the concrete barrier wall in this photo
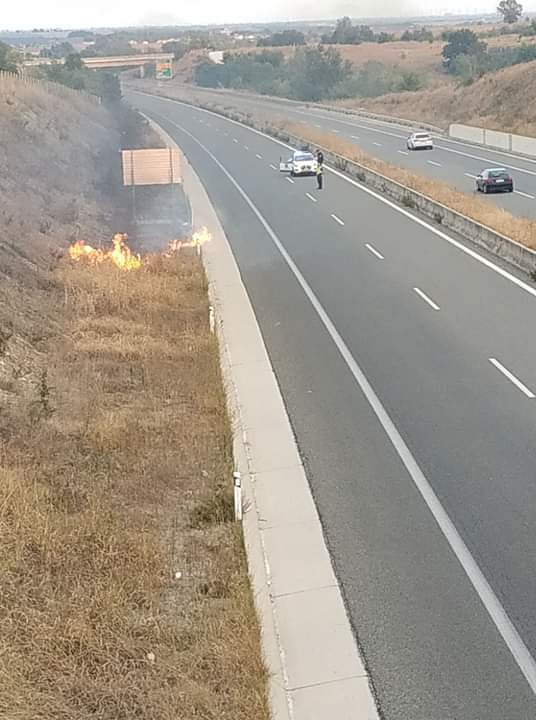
[484,129,511,152]
[449,124,486,144]
[511,134,536,156]
[450,123,536,159]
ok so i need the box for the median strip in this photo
[133,91,536,274]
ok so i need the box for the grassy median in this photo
[0,249,269,719]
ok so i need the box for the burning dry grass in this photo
[0,249,269,719]
[285,123,536,250]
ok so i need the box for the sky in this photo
[0,0,515,31]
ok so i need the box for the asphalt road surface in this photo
[148,86,536,219]
[129,90,536,720]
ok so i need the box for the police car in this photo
[279,150,318,177]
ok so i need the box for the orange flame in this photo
[69,228,212,268]
[68,234,141,271]
[164,227,212,255]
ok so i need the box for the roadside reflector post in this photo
[233,471,242,521]
[209,305,215,334]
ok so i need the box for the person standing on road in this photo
[316,150,324,190]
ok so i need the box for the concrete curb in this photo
[141,94,536,278]
[143,113,381,720]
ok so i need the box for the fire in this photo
[165,227,212,255]
[68,228,211,268]
[68,234,141,271]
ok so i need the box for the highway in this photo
[146,86,536,218]
[129,90,536,720]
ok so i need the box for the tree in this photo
[0,42,20,73]
[288,46,352,100]
[258,30,306,47]
[64,53,84,71]
[41,42,75,59]
[497,0,523,23]
[441,29,487,70]
[331,17,355,44]
[162,41,188,60]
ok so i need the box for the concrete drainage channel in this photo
[141,91,536,278]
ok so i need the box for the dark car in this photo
[476,168,514,194]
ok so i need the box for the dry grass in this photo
[0,72,268,720]
[342,55,536,136]
[284,123,536,249]
[0,251,269,719]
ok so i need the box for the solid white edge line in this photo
[489,358,536,399]
[306,192,317,203]
[413,287,440,311]
[331,213,345,226]
[515,190,535,199]
[365,243,384,260]
[141,107,536,697]
[128,91,536,305]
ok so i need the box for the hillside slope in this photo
[0,75,119,408]
[348,59,536,136]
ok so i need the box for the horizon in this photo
[0,2,517,33]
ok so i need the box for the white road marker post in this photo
[209,305,215,333]
[233,471,242,521]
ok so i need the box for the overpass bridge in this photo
[24,53,175,78]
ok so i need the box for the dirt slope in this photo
[0,76,119,408]
[346,58,536,136]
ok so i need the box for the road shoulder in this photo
[145,115,380,720]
